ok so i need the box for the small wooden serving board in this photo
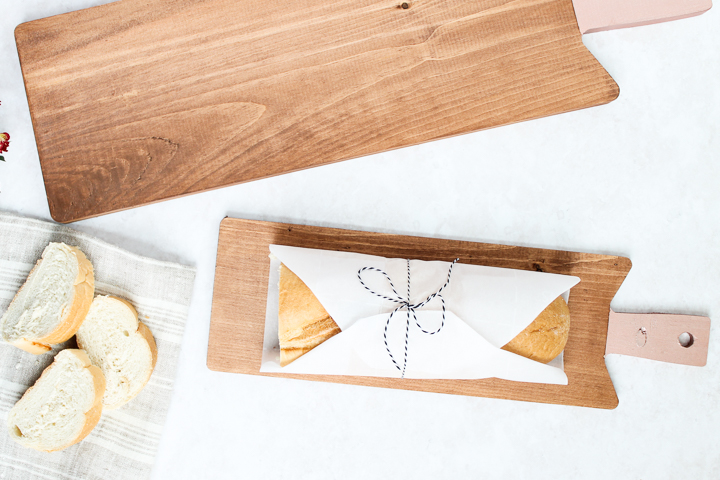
[16,0,618,223]
[208,218,632,409]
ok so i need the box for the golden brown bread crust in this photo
[278,264,340,367]
[280,347,314,366]
[278,264,332,342]
[9,246,95,354]
[9,337,52,354]
[280,316,340,350]
[501,296,570,364]
[138,321,159,371]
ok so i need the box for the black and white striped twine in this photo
[357,258,459,378]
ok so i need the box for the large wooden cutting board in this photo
[208,218,632,409]
[16,0,618,223]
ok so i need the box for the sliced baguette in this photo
[0,242,95,354]
[7,349,106,452]
[76,296,157,409]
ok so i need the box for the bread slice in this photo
[7,349,106,452]
[278,263,341,366]
[76,296,157,409]
[0,243,94,354]
[501,296,570,363]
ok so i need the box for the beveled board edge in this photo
[208,218,632,409]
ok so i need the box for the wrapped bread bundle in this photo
[263,245,579,384]
[279,263,570,367]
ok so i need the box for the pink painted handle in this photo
[605,310,710,366]
[572,0,713,34]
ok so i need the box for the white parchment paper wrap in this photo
[261,245,580,384]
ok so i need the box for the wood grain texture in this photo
[208,218,632,409]
[15,0,619,223]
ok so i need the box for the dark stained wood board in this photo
[207,218,632,409]
[15,0,619,223]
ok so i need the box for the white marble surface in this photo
[1,2,719,478]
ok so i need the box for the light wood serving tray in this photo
[16,0,620,223]
[208,218,632,409]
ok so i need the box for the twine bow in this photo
[357,258,459,378]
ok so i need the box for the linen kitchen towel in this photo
[0,211,196,480]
